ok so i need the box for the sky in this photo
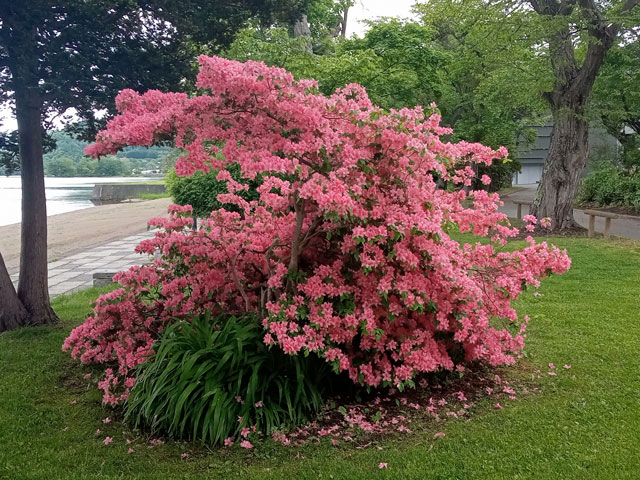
[346,0,417,37]
[0,1,417,132]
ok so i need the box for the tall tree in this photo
[528,0,639,228]
[227,18,525,188]
[416,0,639,229]
[592,39,640,167]
[0,0,303,332]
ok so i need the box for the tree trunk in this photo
[341,7,349,38]
[531,105,589,229]
[0,253,28,332]
[13,83,59,325]
[529,14,616,230]
[293,14,313,53]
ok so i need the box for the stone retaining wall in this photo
[91,183,166,203]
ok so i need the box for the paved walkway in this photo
[10,231,154,298]
[500,184,640,240]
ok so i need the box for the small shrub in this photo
[126,313,328,445]
[577,165,640,212]
[474,158,521,192]
[165,162,260,217]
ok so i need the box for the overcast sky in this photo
[1,2,418,132]
[346,0,417,37]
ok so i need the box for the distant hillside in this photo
[43,130,176,177]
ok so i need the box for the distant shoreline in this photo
[0,197,171,274]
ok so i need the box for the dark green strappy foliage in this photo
[125,313,328,445]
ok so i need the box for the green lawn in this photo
[138,192,171,200]
[1,237,639,479]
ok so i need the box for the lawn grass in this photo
[1,237,639,479]
[138,192,171,200]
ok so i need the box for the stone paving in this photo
[10,231,155,298]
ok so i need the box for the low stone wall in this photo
[91,183,166,203]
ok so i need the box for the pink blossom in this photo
[564,364,571,369]
[378,463,389,469]
[433,432,445,439]
[224,437,234,447]
[63,55,571,406]
[495,403,502,409]
[103,437,113,445]
[240,440,253,449]
[128,448,135,454]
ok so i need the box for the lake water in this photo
[0,176,159,227]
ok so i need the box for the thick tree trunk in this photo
[0,253,28,332]
[14,84,59,325]
[531,106,589,229]
[293,14,313,53]
[529,14,616,229]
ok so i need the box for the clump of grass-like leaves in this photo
[125,313,328,445]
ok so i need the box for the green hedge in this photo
[165,163,261,218]
[577,165,640,212]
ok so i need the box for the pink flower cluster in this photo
[64,56,570,403]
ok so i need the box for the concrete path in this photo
[10,231,155,298]
[500,184,640,240]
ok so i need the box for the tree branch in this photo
[231,253,250,312]
[288,192,305,279]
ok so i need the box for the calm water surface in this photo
[0,176,158,227]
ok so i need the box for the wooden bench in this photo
[513,200,533,221]
[583,210,619,239]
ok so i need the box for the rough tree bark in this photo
[293,14,313,53]
[0,253,28,332]
[14,82,59,325]
[0,20,59,329]
[535,104,590,229]
[529,0,638,229]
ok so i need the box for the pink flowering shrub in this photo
[63,56,570,404]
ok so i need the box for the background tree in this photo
[526,0,639,228]
[592,39,640,167]
[416,0,640,229]
[0,0,304,332]
[44,157,76,177]
[226,19,522,188]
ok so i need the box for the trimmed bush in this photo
[577,165,640,212]
[126,313,328,445]
[165,162,260,217]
